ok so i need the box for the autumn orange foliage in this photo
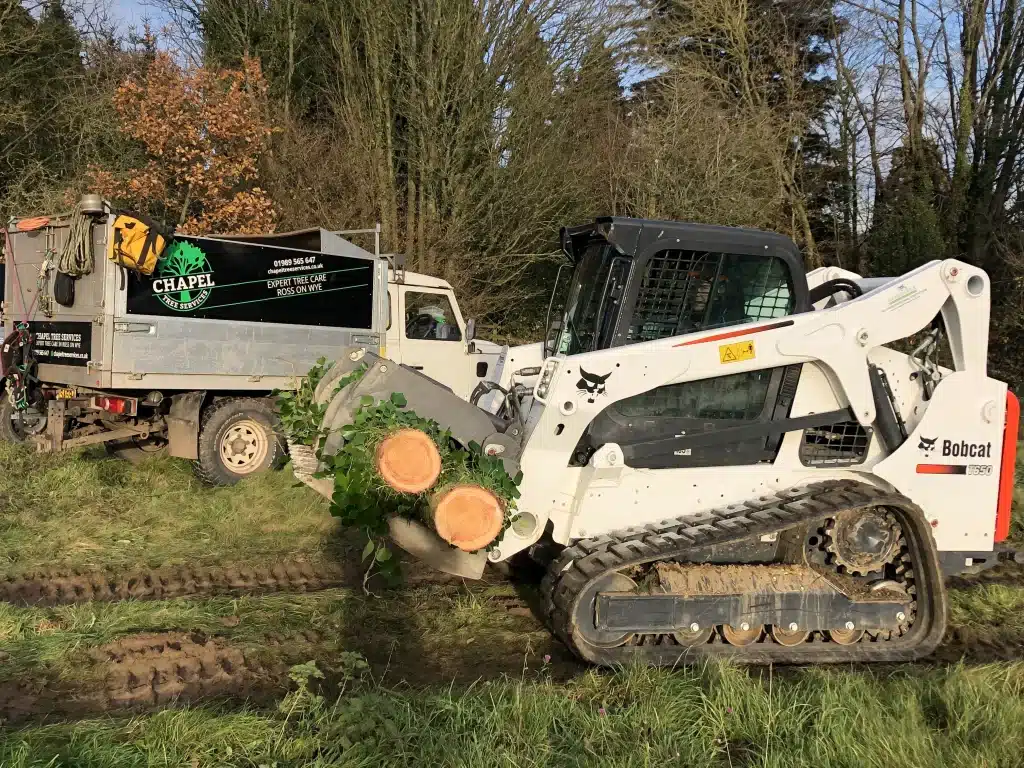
[89,53,276,235]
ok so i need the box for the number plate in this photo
[56,388,77,399]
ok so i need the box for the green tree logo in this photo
[154,241,215,311]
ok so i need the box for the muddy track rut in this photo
[0,558,468,607]
[2,570,1024,724]
[0,593,570,725]
[0,631,289,724]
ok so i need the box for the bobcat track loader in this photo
[310,217,1019,665]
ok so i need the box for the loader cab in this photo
[545,217,811,357]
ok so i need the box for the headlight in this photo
[534,359,560,402]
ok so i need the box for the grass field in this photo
[0,446,335,575]
[1,442,1024,767]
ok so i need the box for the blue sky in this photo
[110,0,168,32]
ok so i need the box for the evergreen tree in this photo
[0,0,83,208]
[865,143,948,275]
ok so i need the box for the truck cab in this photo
[385,270,502,401]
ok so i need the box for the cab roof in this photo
[560,217,804,272]
[390,269,453,291]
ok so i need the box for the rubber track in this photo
[541,479,948,665]
[0,559,352,606]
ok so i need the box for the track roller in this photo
[721,624,762,646]
[770,625,810,646]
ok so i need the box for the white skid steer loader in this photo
[309,217,1019,665]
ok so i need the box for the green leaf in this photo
[375,546,392,562]
[361,540,376,561]
[390,392,408,407]
[360,395,374,407]
[513,470,524,485]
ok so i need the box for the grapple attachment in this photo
[301,348,524,579]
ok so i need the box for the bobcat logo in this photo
[918,436,938,455]
[577,368,611,404]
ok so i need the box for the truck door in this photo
[399,286,473,399]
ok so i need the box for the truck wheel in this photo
[194,397,285,486]
[0,397,46,444]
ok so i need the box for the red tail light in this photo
[91,396,136,416]
[995,390,1020,542]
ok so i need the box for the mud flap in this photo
[167,391,205,460]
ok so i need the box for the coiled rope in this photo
[57,203,94,277]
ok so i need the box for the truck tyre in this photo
[194,397,285,486]
[0,397,46,444]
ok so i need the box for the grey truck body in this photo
[2,216,388,392]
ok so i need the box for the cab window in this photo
[626,250,793,343]
[404,291,462,341]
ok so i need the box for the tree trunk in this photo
[373,428,504,551]
[284,0,295,122]
[374,428,441,493]
[431,484,503,552]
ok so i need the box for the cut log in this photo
[432,484,504,552]
[374,428,442,494]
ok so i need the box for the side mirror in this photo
[465,318,476,341]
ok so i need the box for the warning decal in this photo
[719,340,755,364]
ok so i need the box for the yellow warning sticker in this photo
[719,340,755,364]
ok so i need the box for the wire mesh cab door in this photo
[611,222,811,347]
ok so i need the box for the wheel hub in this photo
[10,404,47,437]
[823,509,902,576]
[220,419,269,474]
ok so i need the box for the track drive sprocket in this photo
[820,508,902,576]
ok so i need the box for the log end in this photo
[375,428,442,493]
[433,484,504,552]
